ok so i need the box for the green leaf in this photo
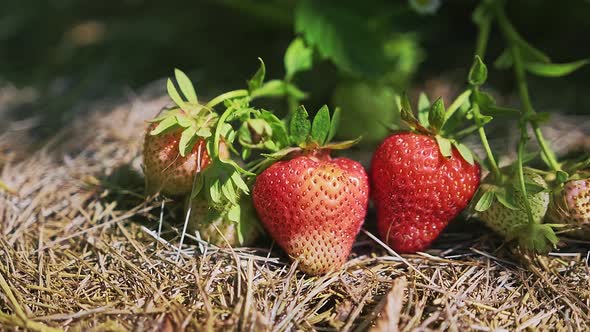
[515,37,551,63]
[248,58,266,92]
[167,78,185,108]
[174,69,198,103]
[285,83,307,100]
[435,135,452,158]
[209,179,221,204]
[327,106,340,143]
[150,116,178,135]
[417,92,430,127]
[475,191,495,212]
[179,127,197,157]
[289,106,311,145]
[454,142,475,165]
[311,105,331,145]
[525,59,590,77]
[428,98,446,132]
[284,37,313,80]
[294,0,390,78]
[468,55,488,86]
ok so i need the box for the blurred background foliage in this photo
[1,0,589,140]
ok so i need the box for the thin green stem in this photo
[494,4,561,171]
[517,131,537,224]
[471,8,501,179]
[206,89,249,109]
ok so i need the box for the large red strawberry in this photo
[251,105,369,275]
[370,95,481,253]
[253,151,368,275]
[371,132,480,252]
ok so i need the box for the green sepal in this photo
[284,37,313,80]
[435,135,452,158]
[516,223,558,254]
[228,204,240,223]
[322,137,361,150]
[289,106,311,146]
[150,116,178,135]
[326,106,340,143]
[167,78,185,108]
[248,58,266,92]
[174,69,198,103]
[311,105,331,145]
[179,127,197,157]
[191,173,204,199]
[176,113,194,128]
[148,108,181,123]
[495,188,519,211]
[417,92,431,128]
[453,141,475,165]
[556,170,569,184]
[474,190,495,212]
[468,55,488,86]
[428,98,446,132]
[525,59,589,77]
[196,127,212,138]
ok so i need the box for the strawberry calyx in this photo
[246,104,360,174]
[397,92,476,166]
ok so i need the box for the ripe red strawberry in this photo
[370,132,480,253]
[253,150,369,275]
[143,123,213,196]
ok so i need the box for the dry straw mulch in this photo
[1,91,589,332]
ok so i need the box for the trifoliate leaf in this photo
[248,58,266,92]
[435,135,452,158]
[311,105,330,145]
[327,106,340,143]
[174,69,198,103]
[179,127,197,157]
[150,116,178,135]
[525,59,590,77]
[176,114,193,128]
[284,37,313,80]
[428,98,446,132]
[418,92,431,128]
[290,106,311,146]
[167,78,185,108]
[468,55,488,86]
[454,142,475,165]
[475,191,495,212]
[295,0,391,78]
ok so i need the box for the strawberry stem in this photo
[517,130,537,225]
[206,89,249,109]
[494,4,561,172]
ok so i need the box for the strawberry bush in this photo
[139,0,590,274]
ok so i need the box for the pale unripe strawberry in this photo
[184,195,260,247]
[547,178,590,239]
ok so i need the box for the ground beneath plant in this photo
[1,83,589,331]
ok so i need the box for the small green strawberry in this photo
[474,168,558,252]
[547,178,590,239]
[185,194,260,247]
